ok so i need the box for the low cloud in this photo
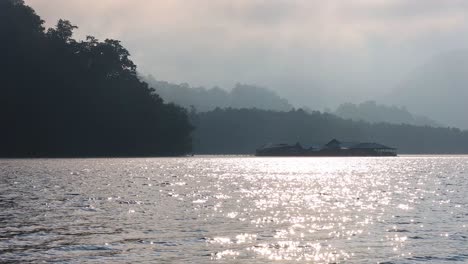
[26,0,468,108]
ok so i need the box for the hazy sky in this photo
[26,0,468,108]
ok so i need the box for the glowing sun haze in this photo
[25,0,468,108]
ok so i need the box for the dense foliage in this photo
[193,108,468,154]
[334,101,440,127]
[0,0,193,157]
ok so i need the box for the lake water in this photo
[0,156,467,263]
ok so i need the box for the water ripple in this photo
[0,156,467,263]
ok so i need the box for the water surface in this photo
[0,156,467,263]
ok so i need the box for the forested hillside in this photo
[334,101,440,127]
[193,108,467,154]
[4,0,468,157]
[144,76,293,112]
[0,0,192,157]
[388,51,468,129]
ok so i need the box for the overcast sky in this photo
[26,0,468,108]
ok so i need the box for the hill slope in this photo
[388,51,468,129]
[144,76,293,112]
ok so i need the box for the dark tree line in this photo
[0,0,193,157]
[334,101,440,127]
[193,108,468,154]
[4,0,467,157]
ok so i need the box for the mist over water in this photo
[1,156,467,263]
[25,0,468,129]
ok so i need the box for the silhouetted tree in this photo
[0,0,192,157]
[46,19,77,43]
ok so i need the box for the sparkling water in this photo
[1,156,467,263]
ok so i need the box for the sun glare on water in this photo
[1,156,467,263]
[197,157,420,262]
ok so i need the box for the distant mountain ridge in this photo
[143,75,293,112]
[387,51,468,129]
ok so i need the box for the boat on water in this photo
[255,139,397,157]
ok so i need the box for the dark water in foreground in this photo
[0,156,467,263]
